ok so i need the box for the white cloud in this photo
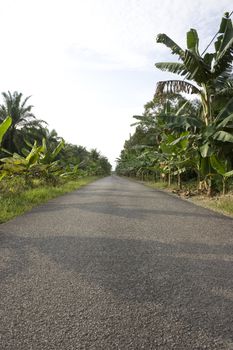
[65,45,151,71]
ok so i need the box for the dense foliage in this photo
[116,14,233,195]
[0,92,111,193]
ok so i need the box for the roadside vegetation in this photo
[116,13,233,216]
[0,92,111,223]
[0,176,99,223]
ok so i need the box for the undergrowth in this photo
[0,176,99,223]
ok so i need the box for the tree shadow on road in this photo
[1,232,233,346]
[22,199,233,221]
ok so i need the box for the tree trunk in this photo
[177,171,181,189]
[168,169,171,186]
[141,171,144,182]
[197,171,201,190]
[207,178,212,196]
[222,177,226,196]
[153,172,157,182]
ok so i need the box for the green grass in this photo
[0,176,100,223]
[215,196,233,215]
[134,178,233,217]
[191,194,233,217]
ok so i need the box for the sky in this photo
[0,0,232,167]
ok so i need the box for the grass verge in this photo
[190,194,233,217]
[0,176,100,224]
[135,179,233,217]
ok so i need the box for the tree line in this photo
[116,13,233,195]
[0,91,111,190]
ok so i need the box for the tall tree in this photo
[155,12,233,125]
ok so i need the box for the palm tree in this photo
[155,13,233,126]
[0,91,45,152]
[89,148,100,161]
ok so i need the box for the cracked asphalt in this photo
[1,175,233,349]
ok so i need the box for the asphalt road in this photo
[1,176,233,349]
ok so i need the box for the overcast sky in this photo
[0,0,232,166]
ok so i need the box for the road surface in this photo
[1,176,233,349]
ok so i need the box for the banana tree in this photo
[210,154,233,194]
[1,143,41,187]
[0,137,65,185]
[0,116,12,181]
[159,131,192,188]
[197,98,233,158]
[60,164,81,179]
[158,98,233,192]
[28,138,65,183]
[134,147,158,181]
[155,13,233,125]
[116,150,142,177]
[0,116,12,147]
[1,141,45,174]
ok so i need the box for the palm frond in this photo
[212,47,233,77]
[213,15,233,77]
[183,50,212,83]
[16,119,47,129]
[187,29,200,55]
[159,114,203,130]
[155,80,200,96]
[156,34,185,59]
[215,96,233,122]
[214,69,233,89]
[155,62,188,76]
[215,80,233,97]
[21,95,32,108]
[175,100,191,115]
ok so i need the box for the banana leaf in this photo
[210,154,228,175]
[0,116,12,145]
[213,130,233,143]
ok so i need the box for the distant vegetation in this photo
[116,13,233,200]
[0,91,111,221]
